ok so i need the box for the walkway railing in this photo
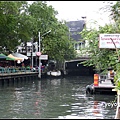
[0,67,35,74]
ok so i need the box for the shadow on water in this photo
[0,75,116,119]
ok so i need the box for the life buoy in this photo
[86,85,94,95]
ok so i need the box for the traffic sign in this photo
[36,52,41,56]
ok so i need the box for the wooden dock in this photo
[0,71,39,81]
[0,72,38,80]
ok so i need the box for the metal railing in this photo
[0,67,35,74]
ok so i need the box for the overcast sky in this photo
[47,1,116,28]
[27,1,117,29]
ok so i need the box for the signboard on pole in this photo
[99,34,120,49]
[40,55,48,60]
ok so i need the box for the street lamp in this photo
[38,30,51,78]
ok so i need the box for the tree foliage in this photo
[0,1,76,62]
[80,1,120,72]
[80,1,120,89]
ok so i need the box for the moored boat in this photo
[85,74,116,95]
[47,70,61,77]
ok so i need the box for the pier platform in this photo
[0,71,38,80]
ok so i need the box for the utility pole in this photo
[38,30,51,78]
[31,40,33,68]
[38,32,41,78]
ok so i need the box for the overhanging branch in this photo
[110,38,120,62]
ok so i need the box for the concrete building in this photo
[66,18,87,51]
[66,17,90,57]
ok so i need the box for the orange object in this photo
[94,74,99,86]
[93,101,100,114]
[110,70,114,78]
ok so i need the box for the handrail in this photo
[0,67,36,74]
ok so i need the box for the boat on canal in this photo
[85,74,116,95]
[47,70,62,77]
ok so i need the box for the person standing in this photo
[107,67,115,85]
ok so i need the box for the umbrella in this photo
[8,54,24,64]
[6,57,15,61]
[0,53,15,61]
[12,52,28,60]
[8,54,24,61]
[0,53,7,59]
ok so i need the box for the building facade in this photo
[66,20,86,50]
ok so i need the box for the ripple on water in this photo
[58,115,104,119]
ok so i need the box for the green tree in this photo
[80,22,118,72]
[0,1,76,67]
[109,1,120,89]
[0,1,32,53]
[28,1,76,63]
[80,1,120,90]
[110,1,120,22]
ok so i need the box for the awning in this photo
[12,52,28,60]
[0,53,15,61]
[8,54,24,63]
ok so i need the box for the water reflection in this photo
[0,76,116,119]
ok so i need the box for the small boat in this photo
[47,70,61,77]
[85,74,116,95]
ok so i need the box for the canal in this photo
[0,75,116,119]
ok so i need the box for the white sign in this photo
[40,55,48,60]
[99,34,120,48]
[27,52,36,56]
[27,42,32,46]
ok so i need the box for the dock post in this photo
[115,90,120,119]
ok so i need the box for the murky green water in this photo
[0,76,116,119]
